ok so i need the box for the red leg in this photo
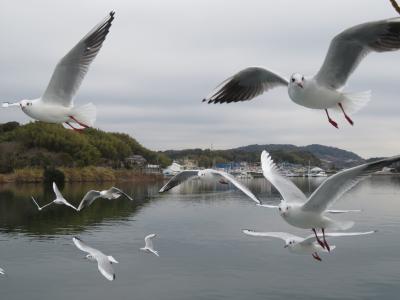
[325,109,338,129]
[322,228,331,252]
[68,115,90,129]
[65,122,84,133]
[312,228,325,249]
[312,252,322,261]
[338,103,354,126]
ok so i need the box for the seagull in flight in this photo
[1,11,115,131]
[159,169,260,204]
[140,234,159,257]
[77,187,133,211]
[73,237,118,281]
[31,182,77,211]
[203,18,400,128]
[258,150,400,251]
[242,229,376,261]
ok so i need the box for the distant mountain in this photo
[231,144,364,168]
[164,143,364,169]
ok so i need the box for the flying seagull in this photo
[73,237,118,281]
[242,229,376,261]
[31,182,78,211]
[258,150,400,251]
[203,18,400,128]
[77,187,133,211]
[159,169,260,204]
[1,11,115,131]
[140,234,159,257]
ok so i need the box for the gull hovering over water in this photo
[77,187,133,211]
[31,182,77,211]
[242,229,376,261]
[73,237,118,281]
[258,150,400,251]
[140,234,159,257]
[159,169,261,204]
[1,12,115,131]
[203,18,400,128]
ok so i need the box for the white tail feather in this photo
[71,103,96,127]
[333,90,371,115]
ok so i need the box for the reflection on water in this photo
[0,182,160,236]
[1,176,400,300]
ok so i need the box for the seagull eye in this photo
[278,207,281,211]
[301,76,304,81]
[291,78,295,82]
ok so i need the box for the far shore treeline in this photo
[0,121,385,184]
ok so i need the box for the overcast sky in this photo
[0,0,399,158]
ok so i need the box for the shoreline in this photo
[0,167,164,184]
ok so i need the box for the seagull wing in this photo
[97,256,115,281]
[301,231,376,245]
[315,18,400,89]
[73,237,100,254]
[77,190,101,211]
[0,267,4,275]
[159,170,200,192]
[327,209,361,214]
[109,187,133,201]
[31,196,53,210]
[302,156,400,213]
[52,182,65,200]
[261,150,306,203]
[242,230,300,244]
[41,11,115,106]
[204,67,288,104]
[209,169,260,204]
[144,234,156,249]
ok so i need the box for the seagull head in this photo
[19,99,33,109]
[278,201,291,217]
[290,73,305,89]
[284,240,296,248]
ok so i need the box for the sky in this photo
[0,0,399,158]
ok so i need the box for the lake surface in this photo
[1,176,400,300]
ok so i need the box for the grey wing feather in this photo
[261,151,306,203]
[210,170,260,204]
[41,11,115,106]
[77,190,101,211]
[204,67,288,104]
[159,170,200,192]
[109,187,133,201]
[316,18,400,89]
[302,156,400,213]
[301,231,376,245]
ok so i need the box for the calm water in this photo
[1,176,400,300]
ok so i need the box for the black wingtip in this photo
[109,11,115,17]
[73,236,81,241]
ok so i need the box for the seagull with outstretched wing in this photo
[77,187,133,211]
[242,229,376,261]
[1,12,115,131]
[31,182,77,211]
[73,237,118,281]
[159,169,260,204]
[257,150,400,252]
[204,18,400,128]
[140,234,159,257]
